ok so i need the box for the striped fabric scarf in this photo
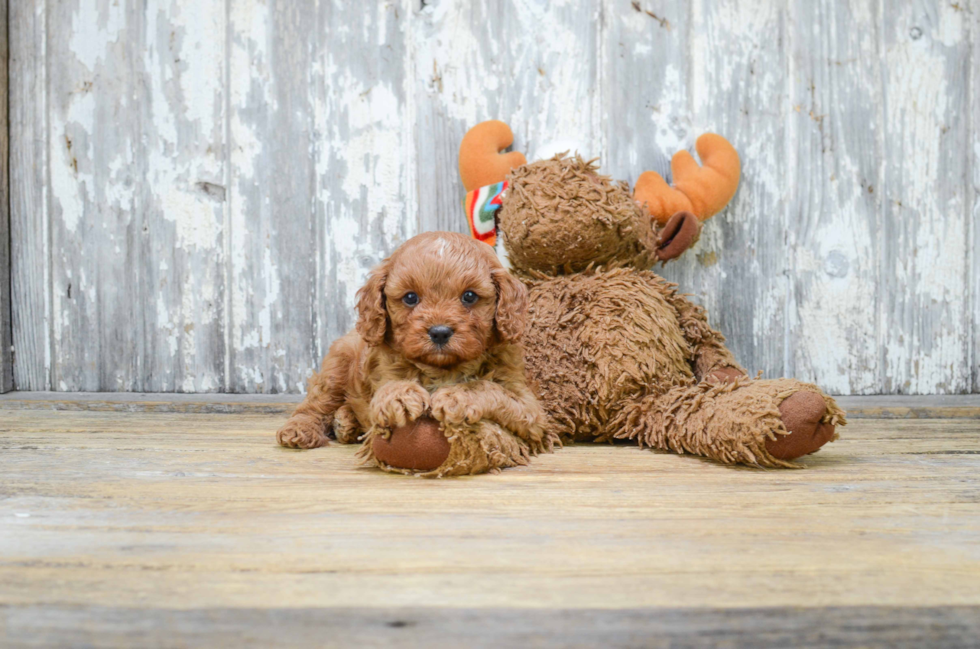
[464,181,507,247]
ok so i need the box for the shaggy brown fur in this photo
[501,156,659,274]
[498,154,845,467]
[276,232,552,477]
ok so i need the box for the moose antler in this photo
[634,134,741,225]
[459,120,527,192]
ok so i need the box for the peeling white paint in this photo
[879,1,970,393]
[258,246,280,349]
[414,0,599,157]
[50,93,96,234]
[68,1,126,71]
[335,81,405,236]
[10,0,979,395]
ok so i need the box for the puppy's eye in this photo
[402,292,419,307]
[461,290,479,305]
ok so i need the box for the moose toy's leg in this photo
[611,379,845,468]
[767,391,839,460]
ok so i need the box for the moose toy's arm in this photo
[636,134,744,380]
[661,287,747,384]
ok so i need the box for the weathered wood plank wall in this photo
[0,0,10,393]
[8,0,979,394]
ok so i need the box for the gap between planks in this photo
[1,391,979,419]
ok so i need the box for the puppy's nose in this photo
[428,325,454,347]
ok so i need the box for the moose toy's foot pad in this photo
[768,391,836,461]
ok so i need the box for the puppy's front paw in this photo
[277,414,329,449]
[372,382,431,429]
[430,386,481,425]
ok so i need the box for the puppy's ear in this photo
[492,268,528,343]
[355,261,389,346]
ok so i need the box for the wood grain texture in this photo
[309,0,415,366]
[973,0,980,395]
[9,0,48,390]
[37,0,228,392]
[139,0,228,393]
[686,0,790,380]
[879,1,973,394]
[46,0,145,391]
[602,0,689,185]
[226,0,414,393]
[227,0,318,394]
[786,0,881,395]
[0,410,978,645]
[2,605,978,648]
[0,0,11,393]
[3,392,980,419]
[413,0,601,233]
[6,0,980,395]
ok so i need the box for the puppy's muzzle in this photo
[428,325,454,347]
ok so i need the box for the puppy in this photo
[276,231,551,477]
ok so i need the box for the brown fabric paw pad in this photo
[768,391,834,461]
[372,417,451,472]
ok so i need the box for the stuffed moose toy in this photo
[459,120,845,467]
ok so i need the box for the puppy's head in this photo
[355,232,527,368]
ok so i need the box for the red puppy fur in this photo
[276,232,550,476]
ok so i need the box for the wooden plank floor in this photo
[4,391,980,418]
[1,404,979,647]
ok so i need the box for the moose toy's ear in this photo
[459,121,527,192]
[656,211,702,262]
[355,260,390,346]
[634,133,741,226]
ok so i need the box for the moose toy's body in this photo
[459,121,845,466]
